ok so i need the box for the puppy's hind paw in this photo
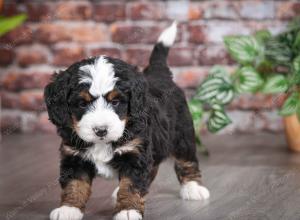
[113,209,142,220]
[180,181,210,201]
[50,205,83,220]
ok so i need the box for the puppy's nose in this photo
[93,126,108,137]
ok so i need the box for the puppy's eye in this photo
[79,101,88,109]
[111,99,120,107]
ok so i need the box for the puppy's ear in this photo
[129,74,147,121]
[44,70,71,128]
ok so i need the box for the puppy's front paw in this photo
[180,181,210,201]
[113,209,142,220]
[50,205,83,220]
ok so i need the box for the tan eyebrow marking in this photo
[106,90,119,101]
[79,91,92,102]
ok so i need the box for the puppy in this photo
[45,22,209,220]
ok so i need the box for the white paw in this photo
[112,186,119,205]
[180,181,210,201]
[113,209,142,220]
[50,205,83,220]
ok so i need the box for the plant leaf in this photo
[195,77,225,101]
[255,30,272,43]
[261,75,288,94]
[293,55,300,74]
[196,66,234,105]
[209,65,231,83]
[0,14,27,37]
[188,99,203,127]
[207,106,232,133]
[195,76,234,105]
[224,36,260,64]
[279,92,300,116]
[265,38,293,65]
[288,17,300,31]
[234,66,264,93]
[293,31,300,50]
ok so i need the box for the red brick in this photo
[26,2,53,21]
[19,90,45,111]
[3,3,19,16]
[276,2,300,20]
[0,48,15,66]
[174,68,208,88]
[70,25,108,43]
[55,1,92,20]
[175,22,185,43]
[188,24,207,44]
[16,47,47,67]
[111,24,162,44]
[203,1,239,20]
[124,48,151,67]
[93,3,126,22]
[196,45,234,66]
[240,1,275,20]
[52,46,86,67]
[35,112,56,133]
[129,2,166,20]
[0,111,21,134]
[0,25,33,46]
[293,3,300,14]
[89,47,122,59]
[206,21,251,43]
[229,94,286,110]
[36,24,70,44]
[168,47,194,67]
[0,91,20,109]
[1,71,52,92]
[36,24,108,44]
[19,112,38,133]
[165,0,189,20]
[188,4,204,20]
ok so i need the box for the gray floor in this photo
[1,133,300,220]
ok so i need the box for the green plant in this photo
[189,18,300,151]
[0,14,27,37]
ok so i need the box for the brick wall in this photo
[0,0,299,135]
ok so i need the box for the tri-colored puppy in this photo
[45,22,209,220]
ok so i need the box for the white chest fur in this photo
[82,143,116,179]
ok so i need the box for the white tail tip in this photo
[158,21,177,47]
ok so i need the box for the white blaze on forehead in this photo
[76,96,125,143]
[79,56,118,97]
[76,56,125,146]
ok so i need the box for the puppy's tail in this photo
[149,21,177,66]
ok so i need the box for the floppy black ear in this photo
[44,70,71,128]
[129,74,148,122]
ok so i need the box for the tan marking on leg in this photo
[114,177,145,215]
[175,159,202,185]
[61,179,91,212]
[60,143,80,156]
[114,138,142,155]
